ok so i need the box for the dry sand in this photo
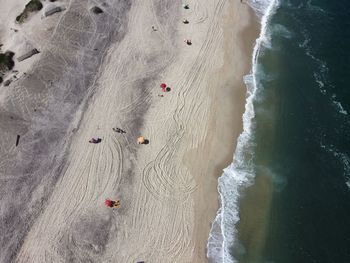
[0,0,258,262]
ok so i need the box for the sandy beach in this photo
[0,0,258,262]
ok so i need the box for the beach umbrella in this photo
[160,83,167,88]
[137,136,145,144]
[104,199,112,207]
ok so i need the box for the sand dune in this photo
[0,0,257,262]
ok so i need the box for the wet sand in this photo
[0,0,258,262]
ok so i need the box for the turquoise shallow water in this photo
[244,0,350,262]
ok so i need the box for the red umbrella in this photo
[160,83,167,88]
[104,199,112,207]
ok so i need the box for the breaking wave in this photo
[206,0,280,262]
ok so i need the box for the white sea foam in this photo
[332,99,348,115]
[306,0,326,13]
[320,143,350,189]
[300,27,349,116]
[272,24,293,39]
[346,180,350,189]
[206,1,280,262]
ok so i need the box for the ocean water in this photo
[208,0,350,262]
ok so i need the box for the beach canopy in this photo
[160,83,167,88]
[104,199,112,207]
[137,136,145,144]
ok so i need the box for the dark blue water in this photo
[248,0,350,262]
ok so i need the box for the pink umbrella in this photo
[160,83,167,92]
[104,199,112,207]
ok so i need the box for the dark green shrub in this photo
[0,52,15,72]
[16,0,43,23]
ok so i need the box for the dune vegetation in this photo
[16,0,43,23]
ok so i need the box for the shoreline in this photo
[229,1,280,262]
[187,1,259,262]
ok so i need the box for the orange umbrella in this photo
[137,136,145,144]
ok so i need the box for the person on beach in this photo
[184,39,192,45]
[151,25,157,31]
[113,127,126,134]
[89,138,102,144]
